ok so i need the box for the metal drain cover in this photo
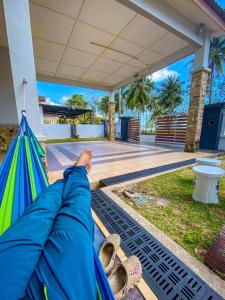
[92,189,223,300]
[101,159,195,186]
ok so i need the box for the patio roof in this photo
[0,0,225,92]
[41,103,92,118]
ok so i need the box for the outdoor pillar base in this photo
[184,68,210,152]
[108,101,115,141]
[0,125,18,153]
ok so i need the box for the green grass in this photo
[46,137,107,144]
[122,157,225,262]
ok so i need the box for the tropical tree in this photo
[97,92,124,118]
[65,94,88,109]
[208,37,225,103]
[124,78,155,116]
[148,95,165,121]
[157,75,183,114]
[98,95,110,118]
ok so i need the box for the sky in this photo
[37,0,225,112]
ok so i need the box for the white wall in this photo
[41,124,104,139]
[3,0,42,135]
[0,47,18,125]
[41,124,71,139]
[76,124,104,138]
[116,120,121,139]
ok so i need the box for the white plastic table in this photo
[195,157,221,167]
[192,166,225,204]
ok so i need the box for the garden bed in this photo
[115,157,225,264]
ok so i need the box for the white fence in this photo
[41,124,71,139]
[41,124,104,139]
[76,124,104,138]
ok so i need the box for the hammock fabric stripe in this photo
[0,114,48,235]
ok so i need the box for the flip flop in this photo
[99,234,121,274]
[108,256,142,299]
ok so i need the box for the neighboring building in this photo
[38,96,91,124]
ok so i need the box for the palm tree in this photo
[124,78,155,117]
[208,37,225,103]
[148,95,164,121]
[98,95,109,118]
[157,75,183,114]
[97,93,124,118]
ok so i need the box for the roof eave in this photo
[193,0,225,32]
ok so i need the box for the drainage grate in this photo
[92,189,223,300]
[101,159,196,186]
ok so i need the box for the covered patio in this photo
[1,1,225,299]
[1,0,225,152]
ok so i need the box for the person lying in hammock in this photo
[0,150,114,300]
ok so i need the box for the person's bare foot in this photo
[86,163,92,174]
[74,149,93,171]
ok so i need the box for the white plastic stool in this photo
[195,158,221,167]
[192,166,225,204]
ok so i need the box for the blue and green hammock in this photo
[0,111,48,234]
[0,112,114,300]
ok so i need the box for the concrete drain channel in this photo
[92,189,223,300]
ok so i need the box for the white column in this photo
[109,91,115,102]
[39,105,44,124]
[3,0,42,137]
[193,32,211,72]
[184,33,211,152]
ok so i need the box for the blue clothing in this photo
[0,166,98,300]
[27,166,96,300]
[0,180,64,299]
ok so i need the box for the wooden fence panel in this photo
[156,114,188,144]
[128,118,140,143]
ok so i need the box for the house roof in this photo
[41,104,92,118]
[206,0,225,20]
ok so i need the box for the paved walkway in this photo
[47,140,208,184]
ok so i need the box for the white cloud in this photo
[45,98,60,106]
[148,68,179,82]
[59,95,70,105]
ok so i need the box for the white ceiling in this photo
[0,0,223,90]
[29,0,190,89]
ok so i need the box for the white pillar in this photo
[193,32,210,72]
[184,33,211,152]
[109,91,115,102]
[3,0,42,137]
[39,105,44,124]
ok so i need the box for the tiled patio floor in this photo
[47,140,209,184]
